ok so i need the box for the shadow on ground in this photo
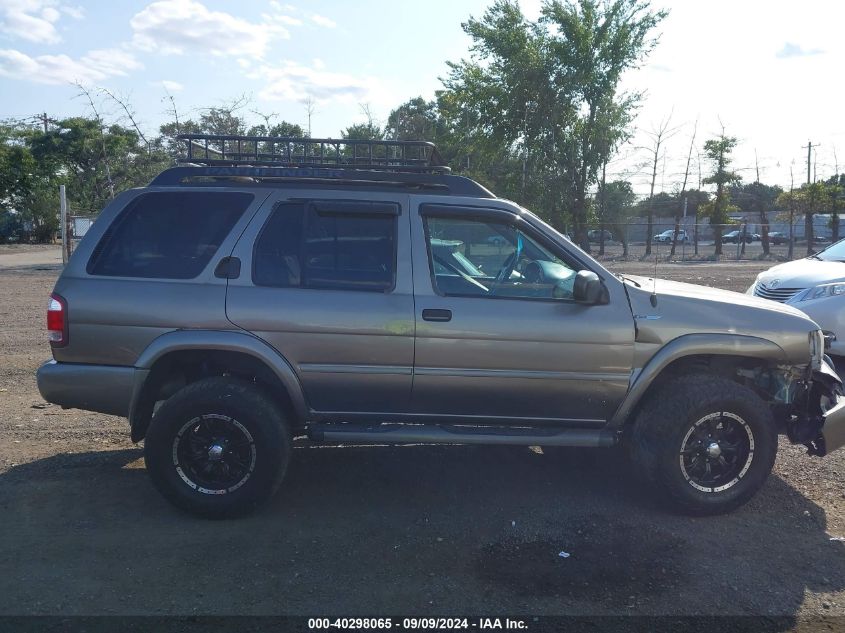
[0,442,843,619]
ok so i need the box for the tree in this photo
[641,114,679,256]
[825,173,844,242]
[670,120,697,257]
[700,132,741,256]
[602,179,637,256]
[778,182,833,255]
[443,0,666,248]
[341,122,384,141]
[386,97,440,140]
[728,181,782,255]
[0,122,36,207]
[26,117,161,218]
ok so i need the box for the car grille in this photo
[753,282,804,303]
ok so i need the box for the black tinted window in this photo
[88,191,251,279]
[253,202,396,292]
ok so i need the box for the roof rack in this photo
[177,134,450,174]
[148,165,494,198]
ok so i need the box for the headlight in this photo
[800,282,845,301]
[809,329,824,369]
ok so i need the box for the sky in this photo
[1,0,844,199]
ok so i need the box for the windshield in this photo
[815,238,845,261]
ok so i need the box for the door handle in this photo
[422,309,452,322]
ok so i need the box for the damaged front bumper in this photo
[788,358,845,457]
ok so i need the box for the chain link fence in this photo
[66,215,95,257]
[579,220,837,262]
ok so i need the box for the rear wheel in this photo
[627,374,778,515]
[144,377,291,518]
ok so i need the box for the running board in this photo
[308,423,615,447]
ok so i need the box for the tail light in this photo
[47,293,68,347]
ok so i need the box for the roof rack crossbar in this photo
[177,134,450,174]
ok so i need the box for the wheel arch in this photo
[129,330,308,442]
[609,333,788,429]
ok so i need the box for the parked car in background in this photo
[653,229,690,244]
[769,232,792,245]
[750,238,845,356]
[723,230,753,244]
[587,229,613,243]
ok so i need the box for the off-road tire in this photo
[627,374,778,516]
[144,377,291,518]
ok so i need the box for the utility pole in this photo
[801,142,820,251]
[803,141,818,185]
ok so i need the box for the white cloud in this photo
[264,12,301,27]
[250,60,383,104]
[131,0,290,58]
[0,47,142,84]
[776,42,825,58]
[0,0,75,44]
[60,4,84,19]
[517,0,542,21]
[160,79,183,92]
[310,13,336,28]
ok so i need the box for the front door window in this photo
[424,216,577,300]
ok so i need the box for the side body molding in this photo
[131,329,308,422]
[608,333,788,429]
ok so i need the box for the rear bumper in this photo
[36,360,136,417]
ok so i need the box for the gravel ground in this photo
[1,244,844,619]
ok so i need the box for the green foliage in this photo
[728,181,782,215]
[386,98,441,140]
[441,0,666,245]
[341,122,384,140]
[700,134,741,254]
[26,117,168,216]
[0,210,23,243]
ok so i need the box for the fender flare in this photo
[609,333,788,428]
[130,329,308,425]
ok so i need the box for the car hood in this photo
[625,275,809,318]
[622,275,818,365]
[755,259,845,288]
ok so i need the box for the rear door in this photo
[410,198,635,425]
[226,190,414,416]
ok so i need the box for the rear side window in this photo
[87,191,252,279]
[253,201,397,292]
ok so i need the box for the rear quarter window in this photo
[87,191,252,279]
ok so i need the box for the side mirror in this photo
[572,270,609,305]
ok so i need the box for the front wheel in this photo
[626,374,778,515]
[144,377,291,518]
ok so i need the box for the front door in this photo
[226,192,414,416]
[410,201,634,425]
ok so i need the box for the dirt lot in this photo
[1,244,844,619]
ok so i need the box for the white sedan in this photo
[749,239,845,356]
